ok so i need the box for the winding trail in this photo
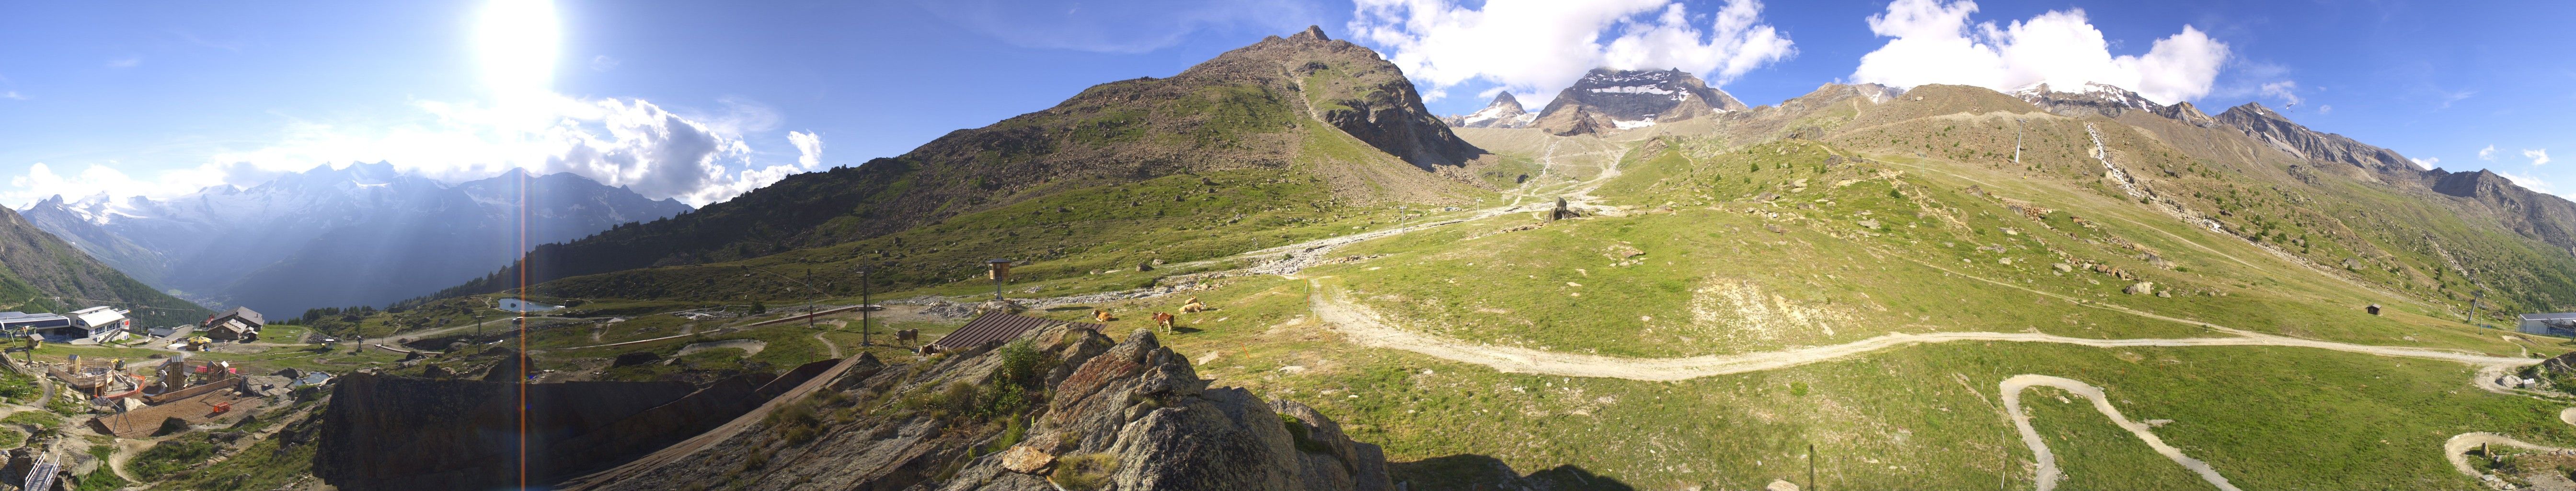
[1307,279,2529,382]
[813,332,841,359]
[2001,374,2240,491]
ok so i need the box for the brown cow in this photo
[1150,312,1175,333]
[1093,309,1115,322]
[896,328,920,347]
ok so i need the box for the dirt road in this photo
[2001,374,2240,491]
[1307,279,2530,382]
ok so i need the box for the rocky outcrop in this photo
[2153,101,2219,128]
[571,325,1390,491]
[2214,102,2415,175]
[1263,26,1486,170]
[2429,169,2576,251]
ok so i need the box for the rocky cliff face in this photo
[1532,69,1746,135]
[2213,103,2417,175]
[566,325,1389,491]
[2430,169,2576,252]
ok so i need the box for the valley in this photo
[6,23,2575,491]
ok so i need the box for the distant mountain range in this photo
[17,163,691,315]
[0,205,209,327]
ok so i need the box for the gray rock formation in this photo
[569,324,1390,491]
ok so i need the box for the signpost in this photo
[987,259,1014,301]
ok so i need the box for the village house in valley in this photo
[203,306,265,341]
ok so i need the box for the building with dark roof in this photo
[931,311,1105,351]
[203,306,266,341]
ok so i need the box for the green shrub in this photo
[1050,453,1120,491]
[1278,414,1333,454]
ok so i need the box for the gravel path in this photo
[2001,374,2240,491]
[813,333,840,359]
[1308,279,2530,381]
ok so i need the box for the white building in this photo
[2522,313,2576,337]
[54,306,132,343]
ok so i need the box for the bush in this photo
[1049,453,1120,491]
[764,398,824,444]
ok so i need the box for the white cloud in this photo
[1349,0,1794,103]
[2258,81,2301,106]
[2316,104,2331,114]
[2480,145,2499,160]
[590,55,621,72]
[2410,157,2438,170]
[0,91,22,100]
[105,57,140,69]
[2497,169,2553,194]
[0,0,811,209]
[1847,0,2230,105]
[4,94,808,208]
[788,131,824,170]
[2527,149,2552,166]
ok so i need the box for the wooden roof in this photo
[932,312,1104,350]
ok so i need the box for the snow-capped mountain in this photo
[17,163,691,314]
[1531,69,1748,136]
[1445,92,1535,129]
[2009,82,2164,118]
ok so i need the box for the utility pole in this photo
[805,269,816,330]
[858,267,874,347]
[1807,443,1817,491]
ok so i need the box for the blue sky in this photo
[2,0,2570,208]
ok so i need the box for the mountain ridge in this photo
[417,25,1495,303]
[19,165,692,314]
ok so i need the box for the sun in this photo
[473,0,561,100]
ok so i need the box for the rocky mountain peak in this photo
[1531,68,1746,135]
[1446,91,1534,129]
[2218,101,2284,122]
[1291,24,1329,42]
[2155,101,2219,128]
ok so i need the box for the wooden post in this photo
[1807,443,1817,491]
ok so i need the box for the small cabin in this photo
[203,306,266,341]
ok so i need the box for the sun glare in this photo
[474,0,560,100]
